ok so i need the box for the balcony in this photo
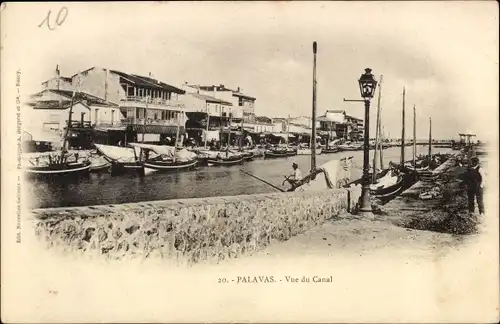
[119,96,183,110]
[120,117,180,127]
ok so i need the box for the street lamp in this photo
[358,68,378,216]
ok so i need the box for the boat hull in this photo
[207,157,244,166]
[143,159,199,172]
[24,161,92,180]
[322,147,340,154]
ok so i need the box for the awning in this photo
[128,124,185,136]
[272,133,295,139]
[94,126,127,132]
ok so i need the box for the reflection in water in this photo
[26,146,452,209]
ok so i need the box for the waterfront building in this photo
[72,67,186,144]
[316,110,364,141]
[182,88,234,145]
[185,83,256,121]
[30,66,187,146]
[271,117,288,133]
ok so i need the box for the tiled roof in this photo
[29,90,118,108]
[110,69,185,94]
[132,74,185,94]
[41,76,72,85]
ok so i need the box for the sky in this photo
[2,1,498,140]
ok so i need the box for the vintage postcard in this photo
[1,1,499,322]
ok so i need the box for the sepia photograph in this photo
[1,1,499,323]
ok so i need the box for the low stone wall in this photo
[32,188,359,264]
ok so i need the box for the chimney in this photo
[237,86,240,92]
[56,65,60,91]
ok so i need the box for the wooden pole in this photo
[240,115,244,150]
[311,41,318,171]
[60,74,79,163]
[372,75,383,183]
[239,169,285,192]
[413,105,416,167]
[204,101,210,149]
[173,108,182,163]
[379,126,385,169]
[400,87,406,166]
[227,113,232,156]
[142,96,148,143]
[286,114,290,147]
[428,117,432,165]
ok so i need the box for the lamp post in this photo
[357,68,378,216]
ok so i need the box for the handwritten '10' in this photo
[39,7,68,30]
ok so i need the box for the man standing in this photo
[462,156,485,214]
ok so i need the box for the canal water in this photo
[26,146,453,209]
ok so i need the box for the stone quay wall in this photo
[31,188,361,264]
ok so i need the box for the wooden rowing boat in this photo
[207,155,245,166]
[24,160,92,179]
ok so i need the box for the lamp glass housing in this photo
[358,68,377,99]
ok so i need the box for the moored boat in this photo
[207,154,245,166]
[322,146,340,154]
[24,160,92,179]
[128,143,199,173]
[94,144,143,175]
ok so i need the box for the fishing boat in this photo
[322,147,340,154]
[23,153,92,179]
[207,153,245,166]
[264,145,289,159]
[371,171,417,203]
[128,143,199,173]
[322,139,341,154]
[296,147,323,155]
[94,144,143,175]
[286,147,298,156]
[338,142,363,151]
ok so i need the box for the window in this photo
[94,109,99,123]
[111,110,115,124]
[238,97,243,106]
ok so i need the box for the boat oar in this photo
[239,169,285,192]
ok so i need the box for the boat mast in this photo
[204,101,210,149]
[400,87,406,166]
[240,113,244,151]
[372,75,383,183]
[60,73,79,164]
[142,95,148,143]
[286,114,290,147]
[379,125,384,170]
[428,117,432,165]
[227,112,232,157]
[173,106,182,163]
[311,41,318,171]
[412,104,416,167]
